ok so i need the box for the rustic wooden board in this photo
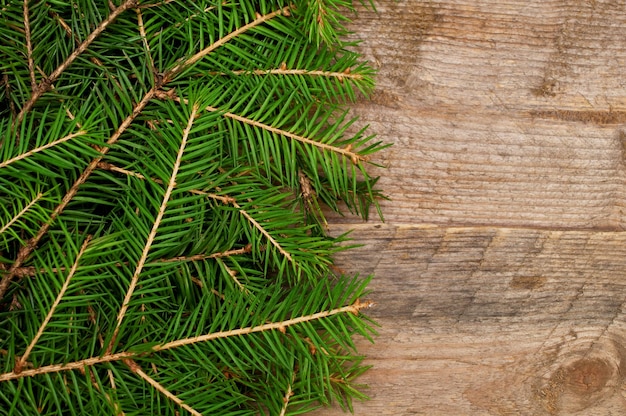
[331,0,626,229]
[314,0,626,414]
[313,225,626,415]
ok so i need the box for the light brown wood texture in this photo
[314,0,626,415]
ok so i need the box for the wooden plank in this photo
[311,224,626,415]
[311,1,626,413]
[330,0,626,229]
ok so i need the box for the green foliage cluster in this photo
[0,0,385,414]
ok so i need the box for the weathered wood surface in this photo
[315,0,626,414]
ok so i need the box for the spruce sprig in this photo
[0,1,384,414]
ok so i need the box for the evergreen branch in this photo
[11,245,252,279]
[173,96,367,164]
[0,89,156,301]
[47,8,110,74]
[279,371,297,416]
[157,245,253,264]
[233,200,294,263]
[106,103,199,354]
[218,106,364,165]
[96,161,155,183]
[1,4,297,301]
[215,257,247,292]
[94,161,293,262]
[0,351,136,382]
[16,0,139,123]
[0,192,42,235]
[162,6,292,83]
[134,7,156,83]
[23,0,36,91]
[187,188,237,205]
[96,161,236,204]
[13,235,92,374]
[152,299,373,352]
[0,299,373,382]
[47,7,73,38]
[1,5,290,301]
[1,1,381,411]
[123,358,203,416]
[211,67,363,81]
[0,130,87,169]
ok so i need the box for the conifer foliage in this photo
[0,1,384,414]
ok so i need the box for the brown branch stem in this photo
[234,201,294,263]
[106,103,199,355]
[23,0,36,91]
[0,299,372,382]
[279,371,297,416]
[11,245,253,278]
[210,68,363,80]
[135,7,156,82]
[0,130,87,169]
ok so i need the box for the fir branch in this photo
[97,160,236,204]
[162,6,292,84]
[13,235,92,374]
[16,0,139,123]
[152,299,373,352]
[279,371,297,416]
[47,7,73,38]
[215,257,247,292]
[123,359,203,416]
[173,95,367,164]
[1,3,291,300]
[0,298,373,382]
[233,200,295,263]
[157,245,253,264]
[134,7,156,83]
[46,7,112,75]
[0,90,156,300]
[0,192,42,235]
[211,67,363,81]
[0,351,136,382]
[94,160,295,262]
[1,1,381,412]
[107,103,199,354]
[0,130,87,169]
[11,245,253,278]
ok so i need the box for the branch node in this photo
[155,88,177,101]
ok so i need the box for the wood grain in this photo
[313,225,626,415]
[315,0,626,414]
[330,0,626,229]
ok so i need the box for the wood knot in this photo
[563,358,611,395]
[537,354,623,414]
